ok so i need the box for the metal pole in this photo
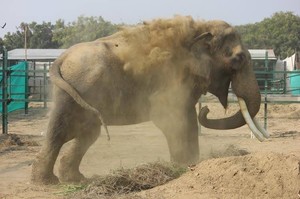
[283,61,287,94]
[39,79,42,101]
[24,25,28,61]
[24,61,29,114]
[24,24,29,114]
[33,61,36,93]
[264,51,268,130]
[43,64,47,108]
[2,47,8,134]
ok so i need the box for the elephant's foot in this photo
[171,151,199,166]
[58,167,86,183]
[31,172,59,185]
[31,161,59,185]
[169,142,200,166]
[58,156,86,183]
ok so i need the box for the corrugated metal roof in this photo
[249,49,277,60]
[1,48,276,61]
[2,49,66,60]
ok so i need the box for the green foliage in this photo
[0,16,119,50]
[52,16,119,48]
[1,22,59,50]
[1,12,299,58]
[2,30,24,50]
[55,184,87,196]
[236,12,300,59]
[28,21,60,49]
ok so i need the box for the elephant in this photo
[31,16,268,185]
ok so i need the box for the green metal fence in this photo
[0,61,27,113]
[1,47,50,134]
[1,47,300,135]
[256,69,300,131]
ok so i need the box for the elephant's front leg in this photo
[150,95,199,165]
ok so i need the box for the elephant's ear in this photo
[194,32,213,43]
[190,32,213,49]
[188,32,213,78]
[189,53,211,81]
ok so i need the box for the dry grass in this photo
[71,161,186,198]
[0,134,39,149]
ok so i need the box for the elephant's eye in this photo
[224,47,232,57]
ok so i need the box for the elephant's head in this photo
[196,21,268,141]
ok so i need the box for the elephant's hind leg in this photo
[31,108,70,184]
[31,142,63,184]
[58,118,100,183]
[31,91,79,185]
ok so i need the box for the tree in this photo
[1,21,59,50]
[52,16,119,48]
[236,12,300,59]
[28,21,59,49]
[1,29,25,50]
[0,16,119,50]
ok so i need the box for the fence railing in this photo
[255,70,300,95]
[1,46,300,135]
[1,47,50,134]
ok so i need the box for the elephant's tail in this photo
[49,55,110,140]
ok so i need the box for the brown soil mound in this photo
[136,153,300,199]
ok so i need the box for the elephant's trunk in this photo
[199,61,261,130]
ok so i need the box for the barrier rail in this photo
[1,47,50,134]
[1,47,300,135]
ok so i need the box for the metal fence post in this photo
[43,64,47,108]
[2,47,8,134]
[264,51,268,130]
[283,61,287,94]
[24,61,29,114]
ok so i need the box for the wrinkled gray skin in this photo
[31,21,260,184]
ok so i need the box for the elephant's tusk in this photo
[253,118,270,138]
[237,97,265,142]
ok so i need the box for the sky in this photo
[0,0,300,37]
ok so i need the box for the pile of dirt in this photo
[70,151,300,199]
[135,152,300,199]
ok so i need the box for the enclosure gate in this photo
[1,47,50,134]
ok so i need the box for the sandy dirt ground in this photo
[0,101,300,199]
